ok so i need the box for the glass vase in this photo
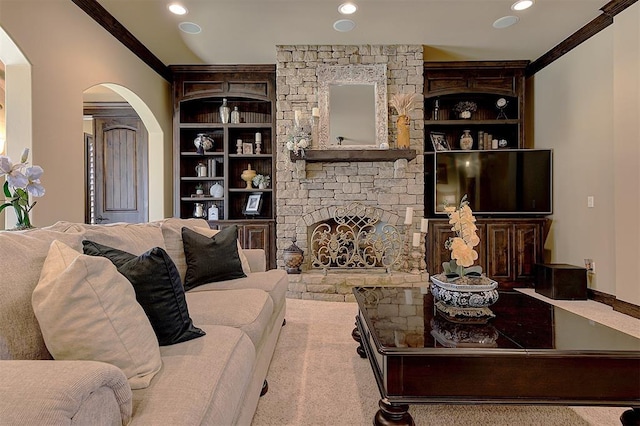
[219,98,230,124]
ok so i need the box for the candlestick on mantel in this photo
[404,207,414,225]
[420,218,429,233]
[412,232,421,247]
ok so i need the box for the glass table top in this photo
[354,287,640,353]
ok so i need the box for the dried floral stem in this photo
[390,93,420,116]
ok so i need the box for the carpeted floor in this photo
[252,294,638,426]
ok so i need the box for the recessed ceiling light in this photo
[338,2,357,15]
[511,0,534,11]
[493,15,519,29]
[333,19,356,32]
[168,3,188,15]
[179,22,202,34]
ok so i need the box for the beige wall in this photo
[533,4,639,305]
[0,0,173,227]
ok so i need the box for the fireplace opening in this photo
[308,203,403,272]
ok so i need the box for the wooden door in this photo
[94,116,148,224]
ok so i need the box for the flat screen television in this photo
[431,149,553,216]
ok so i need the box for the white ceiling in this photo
[96,0,607,65]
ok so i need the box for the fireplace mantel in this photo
[289,149,417,163]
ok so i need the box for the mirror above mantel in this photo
[317,64,388,150]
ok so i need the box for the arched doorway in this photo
[83,84,164,224]
[0,26,32,230]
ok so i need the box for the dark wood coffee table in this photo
[352,286,640,426]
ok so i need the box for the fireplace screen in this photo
[309,203,403,271]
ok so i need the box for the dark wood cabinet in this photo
[427,218,548,288]
[209,220,275,269]
[424,61,529,151]
[171,65,277,269]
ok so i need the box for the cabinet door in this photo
[514,223,541,281]
[243,224,269,250]
[429,222,454,273]
[486,224,513,281]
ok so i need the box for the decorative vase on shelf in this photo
[194,133,214,155]
[240,164,257,189]
[219,98,230,124]
[209,183,224,198]
[230,106,240,124]
[460,130,474,150]
[396,115,410,149]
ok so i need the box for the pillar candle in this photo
[255,132,262,142]
[312,107,320,117]
[294,110,301,126]
[404,207,414,225]
[420,218,429,233]
[412,232,421,247]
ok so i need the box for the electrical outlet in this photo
[587,196,595,208]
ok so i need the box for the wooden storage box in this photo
[535,263,588,300]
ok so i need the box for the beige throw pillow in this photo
[32,240,162,390]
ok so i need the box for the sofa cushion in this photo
[185,289,273,348]
[32,240,162,390]
[182,226,247,291]
[187,269,288,318]
[83,240,206,346]
[131,325,255,426]
[0,229,83,361]
[83,222,166,255]
[158,218,250,282]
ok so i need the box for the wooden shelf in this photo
[290,148,417,163]
[425,119,520,125]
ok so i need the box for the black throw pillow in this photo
[181,225,247,291]
[82,240,206,346]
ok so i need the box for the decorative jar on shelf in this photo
[460,130,473,150]
[283,237,304,274]
[193,203,206,218]
[196,162,207,177]
[231,106,240,124]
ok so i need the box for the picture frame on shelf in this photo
[243,192,263,215]
[242,143,254,155]
[430,132,450,151]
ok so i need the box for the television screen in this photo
[433,149,552,215]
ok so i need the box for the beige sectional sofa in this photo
[0,218,288,425]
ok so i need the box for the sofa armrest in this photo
[243,249,266,272]
[0,360,133,425]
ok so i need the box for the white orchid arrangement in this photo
[286,125,310,157]
[252,174,270,188]
[0,148,45,229]
[442,195,482,279]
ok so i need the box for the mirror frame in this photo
[317,64,388,149]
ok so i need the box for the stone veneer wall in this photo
[275,45,425,273]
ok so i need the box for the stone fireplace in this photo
[275,45,427,301]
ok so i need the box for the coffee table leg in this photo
[620,407,640,425]
[374,398,414,426]
[352,319,367,358]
